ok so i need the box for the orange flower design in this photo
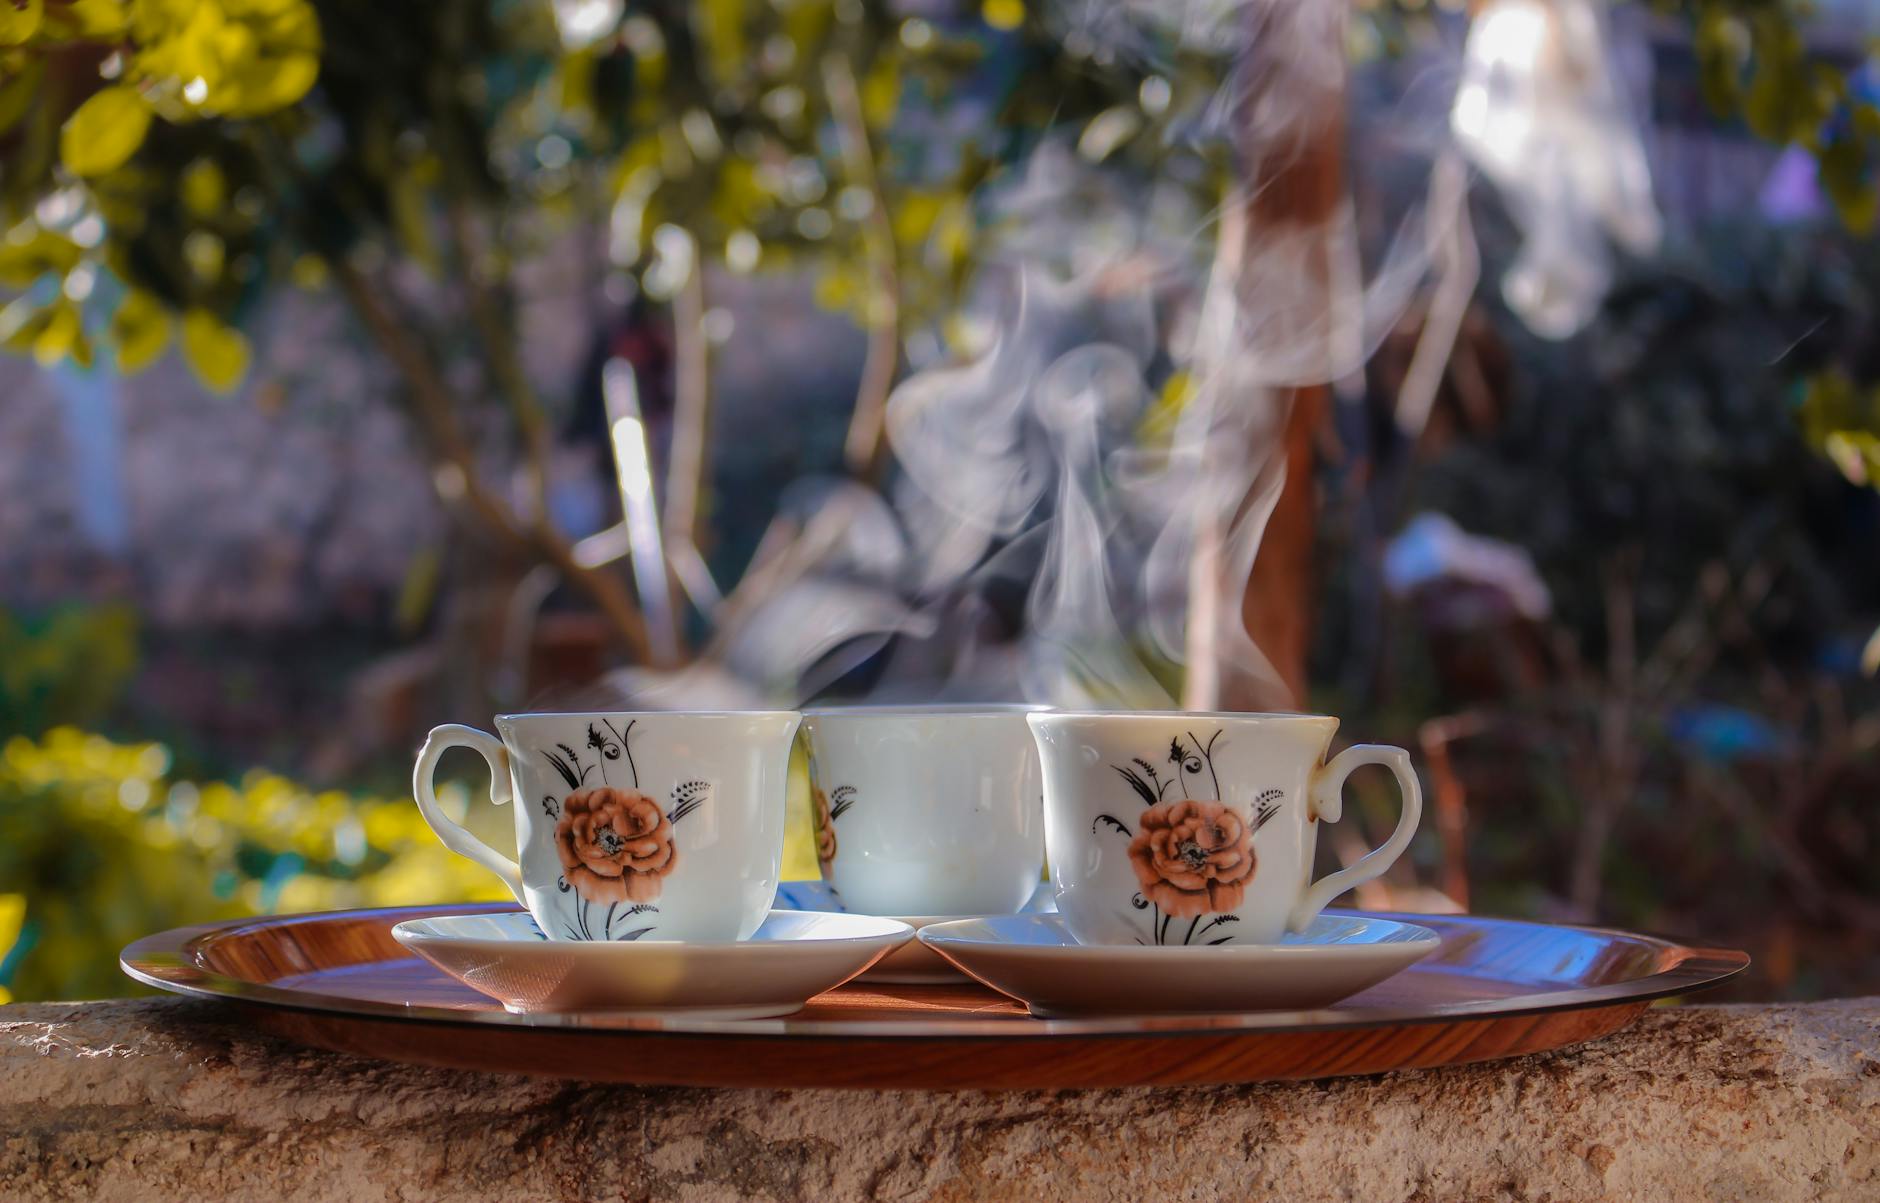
[553,786,676,904]
[812,787,838,872]
[1126,799,1256,919]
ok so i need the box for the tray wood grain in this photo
[122,903,1747,1089]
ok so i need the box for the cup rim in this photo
[1027,709,1339,727]
[801,702,1046,718]
[495,709,802,723]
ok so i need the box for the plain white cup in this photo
[801,705,1045,916]
[413,710,799,941]
[1028,711,1422,946]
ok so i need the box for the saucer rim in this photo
[392,908,913,952]
[916,912,1443,956]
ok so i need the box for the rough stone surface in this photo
[1,997,1875,1201]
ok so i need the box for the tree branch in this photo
[664,229,711,560]
[444,199,553,524]
[822,52,900,483]
[334,259,654,664]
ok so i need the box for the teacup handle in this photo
[413,724,526,905]
[1287,744,1423,933]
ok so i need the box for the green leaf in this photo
[30,299,79,366]
[110,290,172,374]
[0,0,42,47]
[0,294,49,351]
[0,227,81,287]
[60,85,153,177]
[180,308,249,393]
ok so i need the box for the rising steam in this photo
[582,0,1656,712]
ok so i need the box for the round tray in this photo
[121,903,1747,1090]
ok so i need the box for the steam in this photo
[1452,0,1661,338]
[572,0,1658,712]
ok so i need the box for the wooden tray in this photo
[121,904,1746,1090]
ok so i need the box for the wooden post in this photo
[1214,1,1349,712]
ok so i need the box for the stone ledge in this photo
[2,996,1875,1201]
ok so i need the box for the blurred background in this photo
[2,0,1877,1004]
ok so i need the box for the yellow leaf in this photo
[0,892,23,1003]
[180,308,248,392]
[388,170,438,274]
[31,299,79,366]
[982,0,1024,33]
[289,253,327,290]
[111,289,172,374]
[49,0,126,38]
[224,50,317,116]
[0,227,81,287]
[60,85,153,177]
[180,158,226,218]
[0,0,42,47]
[0,294,49,350]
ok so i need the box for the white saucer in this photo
[917,913,1442,1017]
[392,909,912,1018]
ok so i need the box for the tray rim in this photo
[120,902,1749,1042]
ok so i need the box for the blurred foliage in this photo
[0,726,513,1002]
[1327,224,1880,989]
[1671,0,1880,233]
[1801,370,1880,488]
[0,1,1208,389]
[0,604,137,736]
[1411,222,1879,652]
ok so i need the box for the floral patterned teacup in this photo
[413,711,800,942]
[801,705,1045,916]
[1028,712,1422,947]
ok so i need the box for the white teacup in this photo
[801,705,1045,916]
[413,711,799,941]
[1028,711,1422,946]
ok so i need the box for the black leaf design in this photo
[614,926,657,942]
[669,781,711,825]
[1093,813,1134,837]
[1197,914,1240,937]
[1130,892,1150,910]
[1168,738,1185,765]
[541,794,560,819]
[543,749,581,791]
[1112,765,1160,807]
[1254,796,1282,832]
[1196,729,1223,796]
[587,724,608,752]
[623,903,658,916]
[603,719,637,788]
[829,784,858,821]
[1207,936,1237,945]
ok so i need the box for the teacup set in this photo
[399,706,1441,1017]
